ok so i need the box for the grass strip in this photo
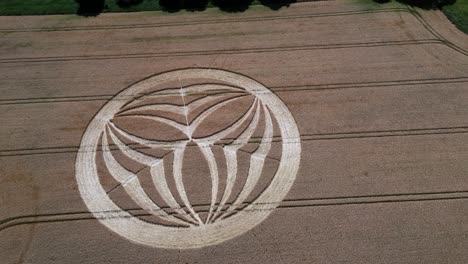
[441,0,468,34]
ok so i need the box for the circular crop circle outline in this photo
[75,68,301,249]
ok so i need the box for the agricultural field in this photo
[0,0,467,35]
[0,0,467,263]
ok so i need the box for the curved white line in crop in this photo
[75,68,301,249]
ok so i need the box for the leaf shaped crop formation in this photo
[101,82,274,227]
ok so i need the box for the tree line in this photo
[75,0,298,16]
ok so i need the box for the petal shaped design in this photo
[209,100,262,223]
[216,103,274,221]
[107,126,198,225]
[101,129,192,227]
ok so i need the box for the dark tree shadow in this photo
[159,0,209,12]
[117,0,144,8]
[259,0,297,11]
[159,0,182,12]
[373,0,457,10]
[211,0,255,13]
[76,0,106,16]
[76,0,300,16]
[185,0,210,11]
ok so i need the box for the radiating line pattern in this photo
[75,68,301,249]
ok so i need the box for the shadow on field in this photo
[76,0,106,16]
[117,0,144,8]
[211,0,255,12]
[76,0,297,16]
[259,0,297,11]
[162,0,297,13]
[373,0,456,10]
[159,0,210,12]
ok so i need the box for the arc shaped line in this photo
[172,145,204,225]
[101,130,191,227]
[188,95,250,136]
[182,84,246,96]
[118,103,186,116]
[107,126,157,165]
[185,93,245,113]
[107,126,198,224]
[198,143,220,224]
[216,104,274,221]
[117,95,249,139]
[149,161,199,225]
[194,97,258,144]
[121,83,247,110]
[108,122,187,150]
[150,83,245,97]
[209,101,262,223]
[117,92,242,117]
[116,114,190,137]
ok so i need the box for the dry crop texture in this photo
[1,0,468,263]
